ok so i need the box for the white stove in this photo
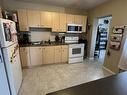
[65,36,85,63]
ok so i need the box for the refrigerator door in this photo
[2,43,22,95]
[0,49,11,95]
[0,18,18,48]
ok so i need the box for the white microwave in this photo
[67,24,83,33]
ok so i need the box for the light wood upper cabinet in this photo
[41,11,52,28]
[42,46,55,64]
[17,9,28,31]
[82,16,87,32]
[61,45,68,63]
[52,12,60,32]
[74,15,83,24]
[27,10,41,27]
[30,47,42,66]
[54,46,61,63]
[19,47,31,67]
[67,14,75,24]
[59,13,67,32]
[0,7,2,18]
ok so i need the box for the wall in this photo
[2,0,88,15]
[88,0,127,73]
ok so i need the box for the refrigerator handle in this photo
[0,54,3,63]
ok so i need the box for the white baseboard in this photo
[103,66,116,75]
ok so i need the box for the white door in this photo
[0,49,11,95]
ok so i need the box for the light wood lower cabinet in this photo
[42,46,55,64]
[19,47,31,67]
[61,45,68,63]
[54,45,69,63]
[29,47,42,66]
[54,46,61,63]
[20,45,68,67]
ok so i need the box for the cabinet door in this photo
[27,10,41,27]
[43,46,54,64]
[74,15,83,24]
[19,47,30,67]
[17,9,28,31]
[54,46,61,63]
[52,12,60,32]
[41,11,52,28]
[0,7,2,18]
[61,45,68,63]
[82,16,87,32]
[30,47,42,66]
[67,14,75,24]
[59,13,67,32]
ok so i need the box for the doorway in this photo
[94,16,112,63]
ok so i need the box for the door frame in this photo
[89,15,112,60]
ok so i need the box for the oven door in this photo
[69,44,84,58]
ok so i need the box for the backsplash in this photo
[30,32,55,42]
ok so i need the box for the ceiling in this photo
[17,0,109,10]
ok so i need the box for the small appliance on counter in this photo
[55,35,65,43]
[65,36,85,64]
[17,32,31,45]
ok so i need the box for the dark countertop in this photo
[19,43,69,47]
[47,72,127,95]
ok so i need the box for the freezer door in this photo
[0,18,18,48]
[0,49,11,95]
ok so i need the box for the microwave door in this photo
[68,25,78,33]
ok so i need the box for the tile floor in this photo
[18,59,112,95]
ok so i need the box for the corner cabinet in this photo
[17,9,28,31]
[82,16,87,32]
[29,47,42,66]
[19,47,31,68]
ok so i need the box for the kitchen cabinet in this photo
[82,16,87,32]
[30,47,42,66]
[61,45,68,63]
[0,7,2,18]
[74,15,83,24]
[42,46,55,64]
[41,11,52,28]
[52,12,60,32]
[17,9,28,31]
[54,45,68,63]
[67,14,75,24]
[54,46,61,63]
[19,47,31,67]
[59,13,67,32]
[27,10,41,27]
